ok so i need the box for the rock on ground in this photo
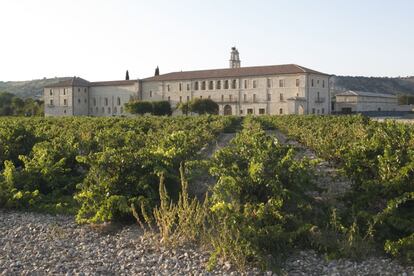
[1,210,413,275]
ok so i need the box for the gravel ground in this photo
[1,210,413,275]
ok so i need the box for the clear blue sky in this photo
[1,0,413,81]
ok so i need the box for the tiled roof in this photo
[336,90,396,98]
[45,77,90,88]
[90,80,137,86]
[142,64,329,82]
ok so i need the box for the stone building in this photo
[334,90,399,113]
[44,48,331,116]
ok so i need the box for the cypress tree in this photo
[125,70,130,80]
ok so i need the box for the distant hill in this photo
[332,76,414,95]
[0,77,70,99]
[2,75,414,99]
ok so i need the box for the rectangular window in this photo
[209,81,214,90]
[267,79,271,88]
[105,98,108,106]
[180,96,182,102]
[217,80,221,89]
[187,84,190,91]
[231,79,236,89]
[168,96,170,102]
[312,108,316,114]
[280,93,284,101]
[179,83,182,91]
[49,89,53,96]
[247,108,253,114]
[194,82,199,90]
[50,99,53,105]
[167,84,170,92]
[311,79,314,87]
[224,80,229,89]
[259,108,265,115]
[279,79,284,88]
[150,91,152,97]
[253,80,257,88]
[84,88,87,93]
[279,108,283,115]
[244,94,247,102]
[253,94,256,102]
[63,99,67,106]
[240,110,243,115]
[78,88,80,92]
[201,81,206,90]
[322,108,325,114]
[322,80,325,88]
[63,88,66,95]
[244,80,248,89]
[296,79,300,87]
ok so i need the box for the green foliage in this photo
[266,115,414,264]
[0,116,233,219]
[207,117,322,269]
[178,99,219,115]
[125,100,172,116]
[125,101,152,115]
[0,91,43,116]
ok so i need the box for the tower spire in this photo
[229,47,241,68]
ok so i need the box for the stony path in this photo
[0,210,260,275]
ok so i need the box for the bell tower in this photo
[229,47,241,68]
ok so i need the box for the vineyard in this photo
[0,115,413,270]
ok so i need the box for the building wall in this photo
[89,83,139,117]
[72,86,89,116]
[335,95,399,112]
[44,86,73,116]
[140,73,330,116]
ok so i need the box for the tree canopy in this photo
[0,92,43,116]
[178,98,219,115]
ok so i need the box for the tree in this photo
[190,99,219,115]
[155,66,160,76]
[178,99,219,115]
[152,101,172,116]
[125,101,152,115]
[125,100,171,116]
[125,70,130,80]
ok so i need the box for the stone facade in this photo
[334,90,399,113]
[44,48,331,117]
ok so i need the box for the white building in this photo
[44,48,331,116]
[334,90,399,113]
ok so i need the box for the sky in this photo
[0,0,413,81]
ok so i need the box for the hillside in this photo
[2,75,414,99]
[0,77,70,99]
[332,76,414,95]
